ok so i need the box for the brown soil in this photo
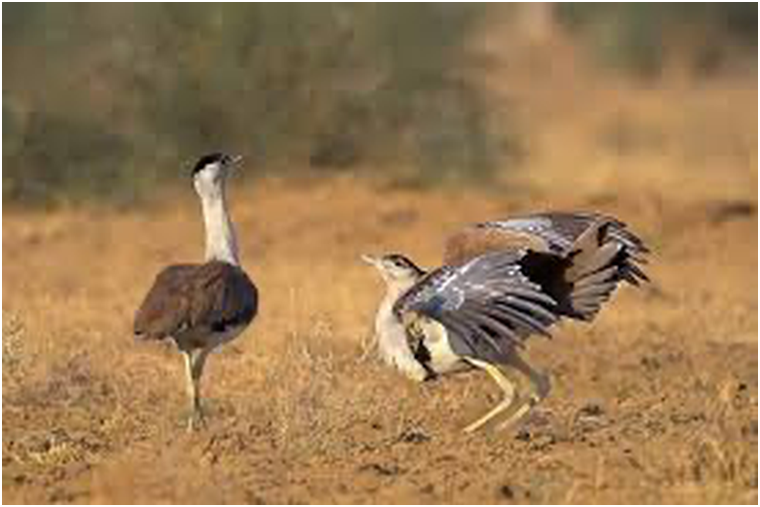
[3,37,758,504]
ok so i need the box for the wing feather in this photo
[394,251,559,361]
[445,211,651,322]
[133,261,257,344]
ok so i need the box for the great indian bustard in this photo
[363,212,649,433]
[133,153,258,430]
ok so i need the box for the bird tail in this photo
[563,218,650,321]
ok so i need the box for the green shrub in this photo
[557,3,758,77]
[3,4,499,205]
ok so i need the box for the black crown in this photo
[192,152,229,175]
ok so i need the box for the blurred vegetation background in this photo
[3,3,757,206]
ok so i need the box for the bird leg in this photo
[183,348,211,431]
[463,358,517,433]
[496,352,551,431]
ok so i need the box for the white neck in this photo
[198,185,239,266]
[374,281,428,382]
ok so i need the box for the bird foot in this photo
[185,408,207,432]
[462,398,514,434]
[462,418,490,434]
[495,395,541,432]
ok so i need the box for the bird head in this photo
[192,152,243,197]
[361,253,425,287]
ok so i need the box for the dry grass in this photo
[3,45,758,504]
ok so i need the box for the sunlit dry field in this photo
[3,66,758,503]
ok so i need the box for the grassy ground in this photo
[3,39,758,503]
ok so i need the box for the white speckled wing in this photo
[393,251,559,363]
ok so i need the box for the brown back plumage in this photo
[443,212,650,322]
[133,260,258,349]
[444,226,547,266]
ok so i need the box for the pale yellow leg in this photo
[463,358,517,434]
[183,348,211,431]
[496,353,551,431]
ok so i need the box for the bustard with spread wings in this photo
[364,212,649,432]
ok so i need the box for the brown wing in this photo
[444,212,648,264]
[133,261,258,343]
[444,212,650,321]
[444,224,546,267]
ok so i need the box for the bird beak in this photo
[230,154,243,165]
[361,254,381,267]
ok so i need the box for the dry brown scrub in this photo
[3,64,758,503]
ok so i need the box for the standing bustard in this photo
[134,153,258,430]
[363,212,649,433]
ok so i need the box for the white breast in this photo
[375,296,428,382]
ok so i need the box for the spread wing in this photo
[445,211,649,261]
[133,261,258,343]
[393,251,559,363]
[444,212,650,321]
